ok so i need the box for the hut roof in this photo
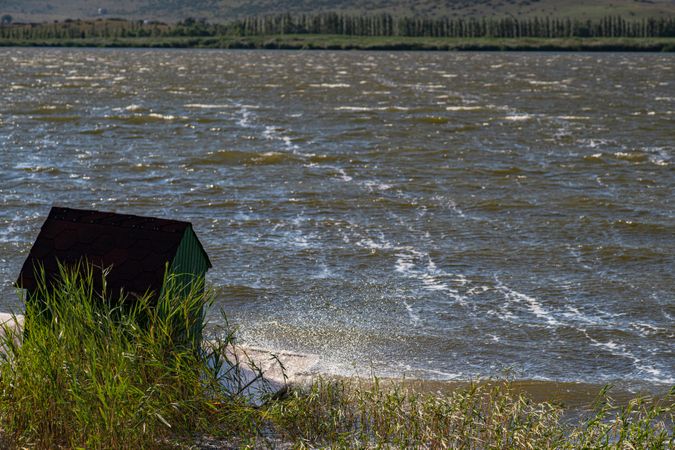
[16,206,211,298]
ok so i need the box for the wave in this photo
[445,106,483,111]
[611,219,673,235]
[504,113,535,121]
[30,116,80,123]
[486,167,524,176]
[309,83,351,88]
[103,113,187,124]
[594,245,668,264]
[409,116,449,125]
[581,328,674,385]
[189,149,303,166]
[334,106,410,112]
[185,103,233,109]
[613,151,649,162]
[581,149,668,166]
[18,105,73,115]
[122,104,148,113]
[473,199,535,211]
[527,80,559,86]
[14,164,62,174]
[495,279,560,327]
[556,115,590,120]
[559,196,625,211]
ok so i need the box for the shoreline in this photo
[1,35,674,51]
[0,313,668,408]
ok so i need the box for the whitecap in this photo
[495,279,560,326]
[504,114,534,121]
[403,300,421,326]
[309,83,350,88]
[356,237,395,251]
[334,106,409,112]
[337,168,352,182]
[644,147,671,166]
[123,104,146,112]
[581,331,672,383]
[446,106,483,111]
[147,113,181,120]
[527,80,559,86]
[185,103,232,109]
[556,115,590,120]
[362,180,393,191]
[420,274,450,291]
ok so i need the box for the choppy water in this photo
[1,49,673,392]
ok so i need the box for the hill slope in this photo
[2,0,675,23]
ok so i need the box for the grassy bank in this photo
[265,379,673,449]
[1,35,674,51]
[0,266,672,448]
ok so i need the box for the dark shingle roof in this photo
[16,206,211,298]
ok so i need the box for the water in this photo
[1,49,673,393]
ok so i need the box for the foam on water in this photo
[445,106,483,111]
[504,113,535,121]
[403,300,421,327]
[309,83,351,88]
[495,278,560,327]
[581,329,673,384]
[184,103,233,109]
[334,106,410,112]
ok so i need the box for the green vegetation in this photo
[1,34,673,52]
[0,264,262,448]
[2,14,674,40]
[1,15,674,51]
[266,379,673,449]
[0,265,672,448]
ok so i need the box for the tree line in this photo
[222,13,675,38]
[1,14,674,40]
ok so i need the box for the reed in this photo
[265,378,673,449]
[0,263,262,449]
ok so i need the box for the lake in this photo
[1,48,673,393]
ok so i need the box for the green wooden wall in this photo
[170,225,210,290]
[167,226,210,348]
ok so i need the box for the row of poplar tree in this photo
[1,13,674,40]
[224,13,675,38]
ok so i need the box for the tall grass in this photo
[0,264,671,448]
[265,378,673,449]
[0,263,264,449]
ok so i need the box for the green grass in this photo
[0,263,264,448]
[0,264,672,448]
[1,34,675,51]
[266,378,673,449]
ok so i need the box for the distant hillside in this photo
[3,0,675,23]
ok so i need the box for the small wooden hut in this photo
[16,206,211,301]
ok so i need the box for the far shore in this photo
[1,35,674,52]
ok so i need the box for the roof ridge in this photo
[49,206,190,233]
